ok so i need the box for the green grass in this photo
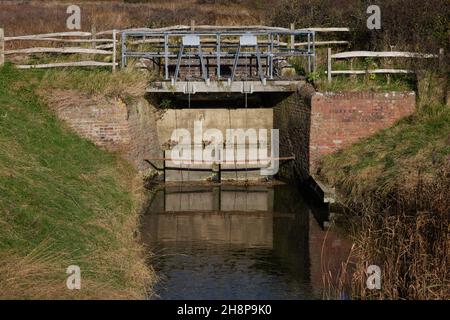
[316,73,416,92]
[0,64,153,299]
[318,102,450,202]
[290,52,417,92]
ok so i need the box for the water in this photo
[141,183,350,300]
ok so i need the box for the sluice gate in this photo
[123,26,316,181]
[120,25,315,93]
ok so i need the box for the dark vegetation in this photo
[272,0,449,53]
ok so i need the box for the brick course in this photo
[310,91,416,173]
[47,90,160,171]
[273,84,315,182]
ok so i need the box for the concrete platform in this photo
[147,80,304,94]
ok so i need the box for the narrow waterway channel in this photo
[141,183,350,300]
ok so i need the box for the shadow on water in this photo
[141,183,351,300]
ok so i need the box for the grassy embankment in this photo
[0,64,155,299]
[317,93,449,299]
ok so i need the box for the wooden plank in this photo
[5,47,112,55]
[193,25,291,32]
[129,38,164,45]
[290,23,295,49]
[145,156,295,164]
[439,48,445,68]
[327,48,332,83]
[295,40,348,46]
[95,30,115,36]
[112,30,117,72]
[122,25,350,34]
[5,26,349,43]
[4,37,113,43]
[96,43,115,49]
[123,25,298,33]
[129,25,342,36]
[332,51,438,59]
[16,61,118,69]
[298,27,350,32]
[91,25,96,50]
[327,69,414,75]
[123,25,190,33]
[5,31,92,41]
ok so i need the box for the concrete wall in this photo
[157,108,273,181]
[46,90,160,170]
[157,108,273,142]
[310,91,416,174]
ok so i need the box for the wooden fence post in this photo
[438,48,444,68]
[190,19,195,31]
[327,47,332,83]
[290,23,295,50]
[112,29,117,72]
[91,25,96,49]
[0,28,4,66]
[90,25,96,63]
[350,57,356,81]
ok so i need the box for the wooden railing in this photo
[0,28,118,71]
[326,49,443,83]
[0,25,352,73]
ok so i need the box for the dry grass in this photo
[0,0,267,40]
[318,98,450,299]
[38,65,153,98]
[326,166,450,300]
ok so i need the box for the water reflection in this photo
[141,184,350,300]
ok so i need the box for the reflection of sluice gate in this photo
[147,211,274,248]
[145,186,285,247]
[142,185,312,282]
[163,186,275,212]
[142,185,352,296]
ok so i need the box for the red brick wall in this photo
[310,92,416,173]
[47,91,160,170]
[273,84,315,182]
